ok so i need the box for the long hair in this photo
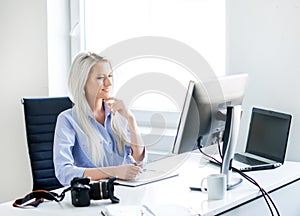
[68,52,130,166]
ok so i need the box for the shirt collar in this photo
[103,101,112,117]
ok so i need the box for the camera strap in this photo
[13,187,71,208]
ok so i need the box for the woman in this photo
[53,52,146,186]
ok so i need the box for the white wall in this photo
[0,0,48,203]
[227,0,300,161]
[0,0,70,204]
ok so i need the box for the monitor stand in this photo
[221,105,243,190]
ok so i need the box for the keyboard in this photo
[234,153,268,166]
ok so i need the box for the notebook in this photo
[115,168,179,187]
[230,107,292,171]
[115,153,185,187]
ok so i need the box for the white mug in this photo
[201,174,226,200]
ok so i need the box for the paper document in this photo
[101,204,197,216]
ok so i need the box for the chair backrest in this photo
[22,97,73,191]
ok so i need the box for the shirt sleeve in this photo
[53,111,86,186]
[124,117,148,165]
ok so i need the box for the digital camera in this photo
[70,176,119,207]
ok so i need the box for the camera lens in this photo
[89,182,102,200]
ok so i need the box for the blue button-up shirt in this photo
[53,104,136,186]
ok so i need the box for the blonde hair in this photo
[68,52,130,166]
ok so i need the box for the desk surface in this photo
[1,151,300,216]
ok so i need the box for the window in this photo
[72,0,225,111]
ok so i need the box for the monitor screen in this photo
[172,81,199,154]
[246,107,292,162]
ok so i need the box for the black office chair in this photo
[22,97,73,191]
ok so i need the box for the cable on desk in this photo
[232,167,280,216]
[197,140,280,216]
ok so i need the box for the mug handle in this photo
[201,177,208,192]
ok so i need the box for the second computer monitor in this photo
[172,73,248,154]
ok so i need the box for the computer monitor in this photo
[195,73,248,148]
[172,73,248,154]
[172,81,197,154]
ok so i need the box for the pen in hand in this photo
[128,154,138,166]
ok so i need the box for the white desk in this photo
[1,152,300,216]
